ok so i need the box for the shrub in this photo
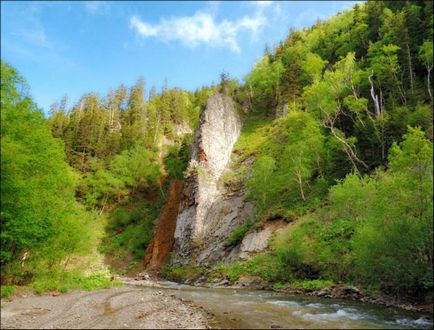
[31,271,121,294]
[211,254,288,283]
[161,264,204,283]
[290,279,334,291]
[1,285,16,299]
[226,219,252,246]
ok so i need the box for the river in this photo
[1,280,432,329]
[151,281,433,329]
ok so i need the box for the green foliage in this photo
[2,0,433,304]
[80,146,161,209]
[301,52,328,83]
[419,41,433,70]
[246,156,277,215]
[101,196,165,268]
[232,113,272,162]
[31,272,121,294]
[246,111,326,218]
[226,220,252,246]
[1,286,16,299]
[111,146,161,190]
[290,279,334,291]
[163,136,191,179]
[210,254,287,283]
[245,55,284,114]
[274,128,433,298]
[1,61,94,283]
[161,264,204,283]
[352,128,433,297]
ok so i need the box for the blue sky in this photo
[1,1,358,113]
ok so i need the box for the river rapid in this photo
[149,281,433,329]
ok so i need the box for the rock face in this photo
[172,93,250,265]
[144,180,184,271]
[146,93,282,270]
[239,219,287,260]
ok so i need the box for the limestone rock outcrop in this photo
[172,93,252,265]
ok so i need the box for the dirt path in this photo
[0,285,215,329]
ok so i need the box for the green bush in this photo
[227,220,252,246]
[161,264,204,283]
[101,199,161,263]
[1,62,94,283]
[1,285,16,299]
[290,279,334,291]
[245,111,327,219]
[274,128,433,299]
[163,137,191,179]
[211,254,288,283]
[31,272,121,294]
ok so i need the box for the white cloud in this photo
[130,16,158,37]
[85,1,109,15]
[129,11,267,54]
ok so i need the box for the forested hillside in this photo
[209,0,433,302]
[1,0,432,304]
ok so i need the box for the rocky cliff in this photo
[171,93,256,266]
[146,92,281,271]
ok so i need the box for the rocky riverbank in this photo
[0,284,216,329]
[198,276,433,316]
[127,272,433,317]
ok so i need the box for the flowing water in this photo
[146,281,433,329]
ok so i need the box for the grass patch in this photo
[1,285,16,299]
[272,282,284,290]
[161,264,204,283]
[220,165,248,190]
[290,279,334,292]
[233,113,272,162]
[31,271,121,294]
[226,219,252,246]
[210,254,288,283]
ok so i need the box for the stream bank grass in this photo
[31,271,121,294]
[210,254,287,283]
[1,285,16,299]
[161,264,204,282]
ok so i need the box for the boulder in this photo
[239,219,286,260]
[235,275,267,290]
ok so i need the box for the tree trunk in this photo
[329,125,368,174]
[406,43,414,93]
[427,67,433,102]
[153,112,161,144]
[63,256,71,270]
[368,72,381,116]
[296,172,306,201]
[282,103,288,117]
[380,116,385,161]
